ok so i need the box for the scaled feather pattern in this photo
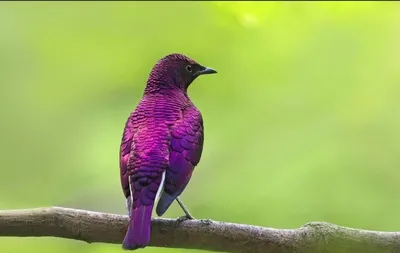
[119,53,216,250]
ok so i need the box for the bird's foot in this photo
[175,197,195,221]
[201,219,212,225]
[177,214,195,223]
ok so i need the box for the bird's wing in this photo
[156,106,204,216]
[120,111,137,200]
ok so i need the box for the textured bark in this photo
[0,207,400,253]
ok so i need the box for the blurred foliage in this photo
[1,1,400,253]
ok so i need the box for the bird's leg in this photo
[176,197,195,221]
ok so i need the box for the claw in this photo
[177,215,194,223]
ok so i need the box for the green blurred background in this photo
[1,1,400,252]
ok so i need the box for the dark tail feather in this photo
[156,192,176,216]
[122,205,153,250]
[156,181,189,217]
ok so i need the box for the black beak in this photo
[194,66,217,77]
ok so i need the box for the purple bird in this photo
[119,53,217,250]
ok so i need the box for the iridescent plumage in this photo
[119,53,216,250]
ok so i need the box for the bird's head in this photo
[146,53,217,92]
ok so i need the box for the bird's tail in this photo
[122,205,153,250]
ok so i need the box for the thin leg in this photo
[176,197,194,220]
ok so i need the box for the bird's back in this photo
[120,92,192,249]
[120,92,189,201]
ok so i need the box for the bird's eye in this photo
[186,65,192,72]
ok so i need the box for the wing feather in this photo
[155,106,204,216]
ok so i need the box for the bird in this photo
[119,53,217,250]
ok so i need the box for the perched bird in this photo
[119,53,217,250]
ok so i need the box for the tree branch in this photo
[0,207,400,252]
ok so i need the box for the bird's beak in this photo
[194,66,217,77]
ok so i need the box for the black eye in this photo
[186,65,192,72]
